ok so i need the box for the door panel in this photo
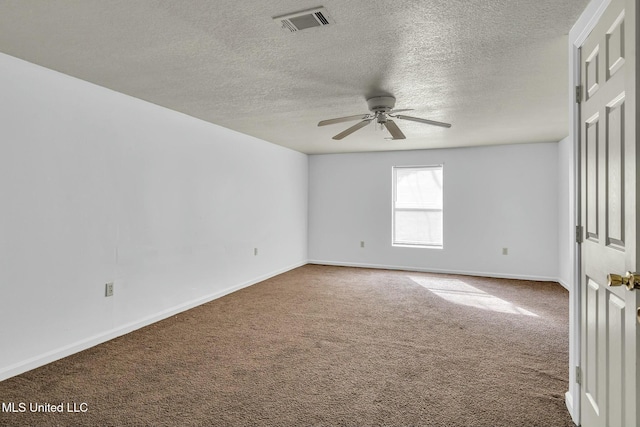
[605,94,625,249]
[606,12,625,79]
[584,278,600,414]
[586,114,599,240]
[586,46,600,98]
[607,293,625,426]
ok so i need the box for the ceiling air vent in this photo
[273,7,334,33]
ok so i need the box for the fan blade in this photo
[318,114,370,127]
[384,120,406,140]
[395,115,451,128]
[332,119,373,140]
[389,108,414,114]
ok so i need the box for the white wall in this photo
[0,53,308,381]
[308,143,559,280]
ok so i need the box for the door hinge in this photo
[576,225,583,244]
[575,366,582,385]
[575,85,582,103]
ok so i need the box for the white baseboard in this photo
[308,259,561,283]
[557,278,571,291]
[0,260,306,382]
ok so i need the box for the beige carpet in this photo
[0,265,572,426]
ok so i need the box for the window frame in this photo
[391,164,444,249]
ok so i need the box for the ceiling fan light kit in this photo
[318,96,451,140]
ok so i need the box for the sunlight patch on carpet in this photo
[409,276,539,317]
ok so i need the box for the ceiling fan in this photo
[317,96,451,140]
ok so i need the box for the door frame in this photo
[567,0,611,424]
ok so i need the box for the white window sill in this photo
[392,243,443,249]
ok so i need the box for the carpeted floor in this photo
[0,265,573,426]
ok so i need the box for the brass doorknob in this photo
[608,272,640,290]
[608,273,629,287]
[625,272,640,291]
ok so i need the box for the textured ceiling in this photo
[0,1,589,154]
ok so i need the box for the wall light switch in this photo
[254,248,258,256]
[502,248,508,255]
[360,241,365,248]
[105,282,114,297]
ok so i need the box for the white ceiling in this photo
[0,1,589,154]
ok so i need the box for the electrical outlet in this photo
[105,282,114,297]
[502,248,508,255]
[360,241,365,248]
[254,248,258,256]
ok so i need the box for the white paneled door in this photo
[579,0,638,426]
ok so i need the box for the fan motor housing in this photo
[367,96,396,113]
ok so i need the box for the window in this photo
[392,165,443,248]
